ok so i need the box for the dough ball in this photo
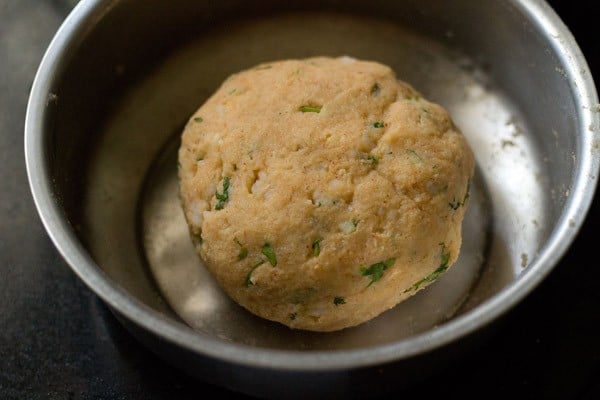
[178,56,474,332]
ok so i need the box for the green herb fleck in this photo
[440,250,450,269]
[234,238,248,260]
[193,117,203,123]
[352,219,359,228]
[299,105,322,113]
[261,243,277,266]
[360,258,396,286]
[312,237,323,257]
[418,107,432,124]
[464,180,471,203]
[371,121,384,128]
[229,88,237,95]
[289,312,297,320]
[449,199,461,210]
[449,180,471,210]
[406,149,423,162]
[244,260,264,287]
[333,296,346,306]
[360,153,379,167]
[255,64,273,70]
[371,82,381,97]
[404,244,451,292]
[405,262,448,292]
[215,177,231,210]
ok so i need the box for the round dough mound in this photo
[178,56,474,332]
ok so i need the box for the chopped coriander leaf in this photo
[449,199,462,210]
[359,153,378,167]
[234,238,248,260]
[352,219,360,228]
[449,181,471,210]
[243,271,254,287]
[299,105,322,113]
[333,297,346,306]
[371,121,384,128]
[261,243,277,266]
[440,251,450,269]
[255,64,273,70]
[358,153,379,168]
[405,264,448,292]
[360,257,396,286]
[215,177,231,210]
[384,258,395,267]
[404,245,451,292]
[253,259,266,268]
[243,260,264,287]
[193,117,203,123]
[312,237,323,257]
[371,82,381,97]
[463,180,471,203]
[406,149,423,162]
[289,312,297,320]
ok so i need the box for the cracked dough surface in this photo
[178,56,474,331]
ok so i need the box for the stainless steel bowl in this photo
[25,0,599,397]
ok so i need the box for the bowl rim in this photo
[25,0,600,371]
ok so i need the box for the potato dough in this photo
[178,56,474,332]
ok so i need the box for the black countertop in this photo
[1,1,598,398]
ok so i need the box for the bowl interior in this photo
[32,0,597,356]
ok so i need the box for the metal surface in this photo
[100,13,497,349]
[24,0,599,397]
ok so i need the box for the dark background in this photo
[1,1,598,398]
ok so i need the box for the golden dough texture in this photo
[178,56,474,331]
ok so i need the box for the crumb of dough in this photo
[178,56,474,332]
